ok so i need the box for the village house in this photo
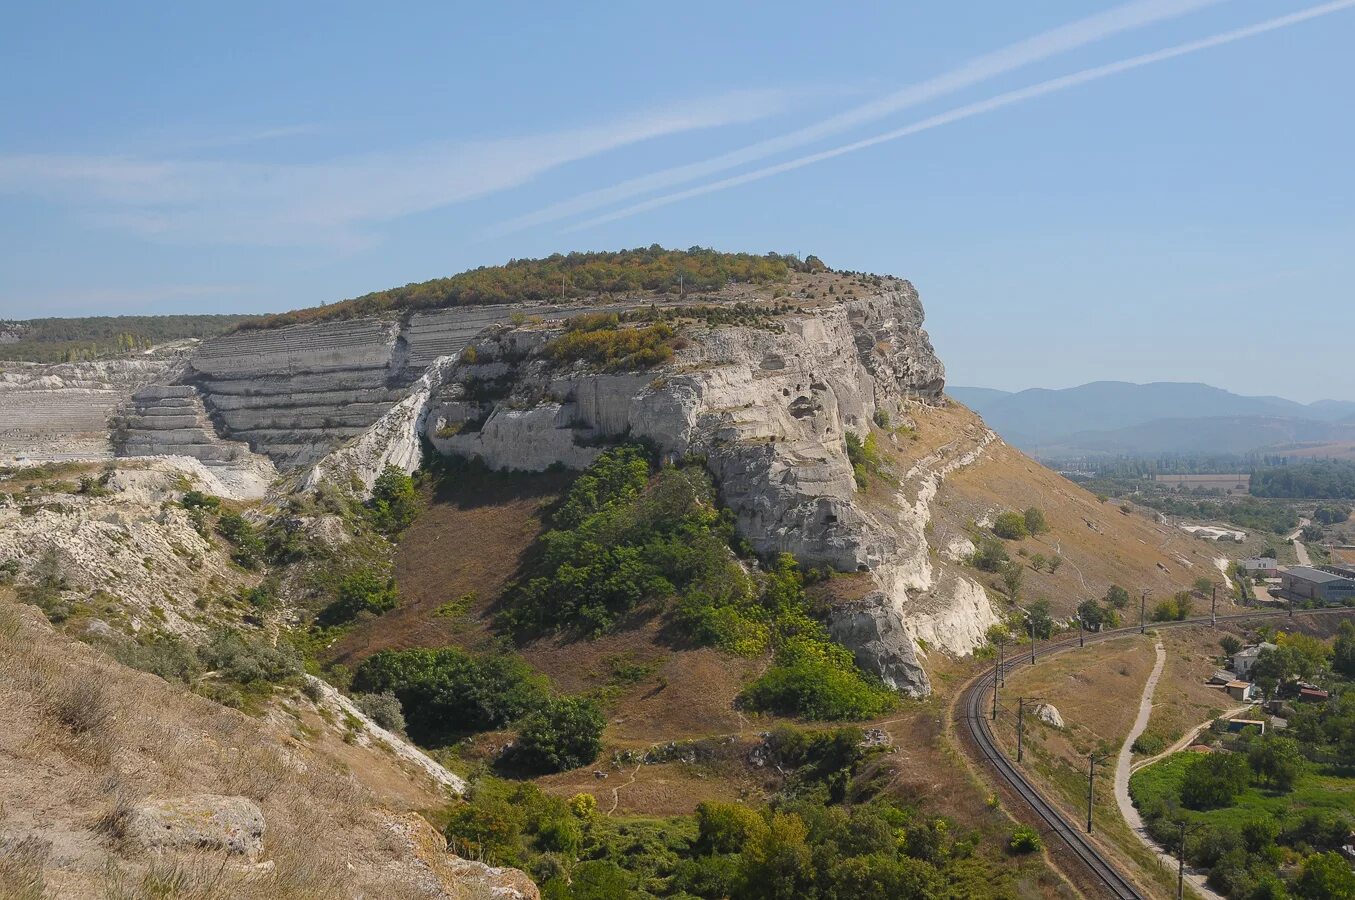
[1239,557,1279,578]
[1225,680,1258,703]
[1232,642,1278,678]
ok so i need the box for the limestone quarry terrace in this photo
[2,250,943,480]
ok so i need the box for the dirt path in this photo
[1114,638,1224,900]
[1130,702,1251,774]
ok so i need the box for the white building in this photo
[1232,642,1278,678]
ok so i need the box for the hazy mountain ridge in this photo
[949,381,1355,458]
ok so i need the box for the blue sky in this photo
[2,1,1352,400]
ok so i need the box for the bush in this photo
[1022,507,1048,535]
[741,637,895,721]
[544,321,676,372]
[320,570,398,625]
[1008,826,1042,853]
[367,467,419,533]
[1180,753,1250,810]
[215,511,265,569]
[969,538,1009,572]
[352,646,547,745]
[354,691,406,733]
[992,512,1030,540]
[512,696,606,773]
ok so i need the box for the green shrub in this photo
[1022,507,1048,535]
[1008,825,1042,853]
[969,537,1010,572]
[354,691,406,733]
[352,646,547,745]
[544,321,676,371]
[992,511,1030,540]
[511,696,606,773]
[180,490,220,511]
[198,628,302,687]
[215,511,265,569]
[741,636,895,721]
[1131,732,1167,755]
[320,570,398,625]
[367,467,418,533]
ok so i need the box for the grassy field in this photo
[1131,751,1355,828]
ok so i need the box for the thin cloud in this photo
[0,89,795,250]
[489,0,1228,236]
[569,0,1355,231]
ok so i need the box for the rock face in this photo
[0,358,175,462]
[123,795,266,860]
[416,285,997,695]
[828,593,930,696]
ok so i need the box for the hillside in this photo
[0,250,1251,897]
[0,315,251,363]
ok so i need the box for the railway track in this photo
[956,606,1355,899]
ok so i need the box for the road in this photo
[1288,518,1312,566]
[954,606,1355,899]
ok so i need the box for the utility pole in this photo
[1087,753,1096,833]
[1177,821,1187,900]
[992,659,1000,721]
[1078,616,1085,648]
[1018,698,1025,763]
[1211,585,1218,626]
[1289,591,1295,618]
[1141,589,1150,634]
[997,638,1005,687]
[1086,753,1111,834]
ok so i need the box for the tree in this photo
[1277,632,1331,677]
[1077,599,1106,631]
[1180,753,1250,810]
[1220,635,1243,657]
[1023,507,1049,535]
[993,512,1029,540]
[1295,851,1355,899]
[1106,585,1131,610]
[970,538,1009,573]
[513,696,606,773]
[320,570,399,625]
[368,466,419,533]
[1026,599,1054,640]
[1029,553,1048,572]
[1247,734,1304,792]
[1047,554,1063,574]
[1334,621,1355,679]
[1001,562,1024,598]
[1193,576,1215,596]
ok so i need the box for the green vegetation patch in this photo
[237,247,800,330]
[502,445,895,721]
[545,315,676,371]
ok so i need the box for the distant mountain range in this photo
[948,381,1355,459]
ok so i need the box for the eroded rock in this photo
[828,592,930,696]
[123,795,265,860]
[1034,703,1064,728]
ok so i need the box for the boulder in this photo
[123,795,265,860]
[1034,703,1064,728]
[827,592,930,697]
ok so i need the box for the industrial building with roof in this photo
[1280,566,1355,605]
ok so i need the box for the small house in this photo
[1225,681,1257,702]
[1232,642,1278,678]
[1240,557,1279,578]
[1208,671,1233,686]
[1226,718,1267,734]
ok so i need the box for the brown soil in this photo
[327,467,573,668]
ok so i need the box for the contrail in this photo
[487,0,1226,236]
[568,0,1355,231]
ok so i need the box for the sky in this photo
[2,1,1352,401]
